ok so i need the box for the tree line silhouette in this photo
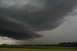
[58,42,77,47]
[0,42,77,47]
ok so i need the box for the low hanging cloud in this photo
[0,0,77,40]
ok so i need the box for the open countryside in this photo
[0,48,77,51]
[0,45,77,51]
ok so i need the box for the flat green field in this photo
[0,46,77,51]
[0,46,77,49]
[0,48,77,51]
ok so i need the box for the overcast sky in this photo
[0,12,77,45]
[0,0,77,45]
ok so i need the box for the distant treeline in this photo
[0,42,77,47]
[58,42,77,47]
[20,42,77,47]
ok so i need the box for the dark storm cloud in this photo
[0,0,77,40]
[0,14,41,40]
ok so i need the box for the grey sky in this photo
[0,13,77,45]
[0,0,77,45]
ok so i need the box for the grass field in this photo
[0,46,77,49]
[0,46,77,51]
[0,48,77,51]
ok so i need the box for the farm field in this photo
[0,46,77,51]
[0,48,77,51]
[0,46,77,49]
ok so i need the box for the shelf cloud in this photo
[0,0,77,40]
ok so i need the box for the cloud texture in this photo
[0,0,77,40]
